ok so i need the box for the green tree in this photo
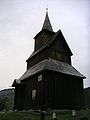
[0,97,14,111]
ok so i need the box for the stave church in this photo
[12,10,86,110]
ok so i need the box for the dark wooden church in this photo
[12,11,86,110]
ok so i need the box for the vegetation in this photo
[0,88,14,111]
[0,97,14,111]
[0,109,89,120]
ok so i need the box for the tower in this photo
[12,10,85,110]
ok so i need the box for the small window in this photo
[32,89,36,100]
[38,74,42,82]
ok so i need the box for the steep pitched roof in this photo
[42,11,53,32]
[20,58,85,81]
[26,30,72,61]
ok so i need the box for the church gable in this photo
[48,30,72,64]
[50,30,73,56]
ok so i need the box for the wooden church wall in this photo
[34,31,53,51]
[14,84,25,110]
[43,70,84,109]
[49,38,71,65]
[14,70,84,110]
[21,72,45,110]
[22,76,38,109]
[20,71,55,110]
[27,48,49,69]
[42,71,54,109]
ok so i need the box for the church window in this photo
[32,89,36,100]
[38,74,42,82]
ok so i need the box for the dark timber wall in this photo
[14,70,84,110]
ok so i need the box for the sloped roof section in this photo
[26,30,72,61]
[20,58,85,81]
[42,11,53,32]
[12,79,21,86]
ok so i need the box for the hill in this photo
[0,88,14,111]
[0,88,14,99]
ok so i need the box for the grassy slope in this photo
[0,109,89,120]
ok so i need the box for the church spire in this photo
[42,8,53,32]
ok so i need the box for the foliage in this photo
[0,88,14,111]
[0,97,14,111]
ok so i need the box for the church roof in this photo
[26,30,72,61]
[42,10,53,32]
[20,58,85,81]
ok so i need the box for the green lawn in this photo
[0,109,89,120]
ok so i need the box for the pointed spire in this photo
[42,8,53,32]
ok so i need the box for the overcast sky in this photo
[0,0,90,90]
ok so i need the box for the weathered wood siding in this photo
[43,70,84,109]
[14,69,84,110]
[34,30,53,51]
[27,48,49,69]
[14,84,25,110]
[49,34,72,65]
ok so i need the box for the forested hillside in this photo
[0,88,14,111]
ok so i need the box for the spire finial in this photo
[46,7,48,13]
[42,7,53,32]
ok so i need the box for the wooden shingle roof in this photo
[27,30,73,61]
[19,58,85,81]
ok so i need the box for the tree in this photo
[0,97,14,111]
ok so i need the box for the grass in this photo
[0,111,40,120]
[0,109,89,120]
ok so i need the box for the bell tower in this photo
[34,9,54,51]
